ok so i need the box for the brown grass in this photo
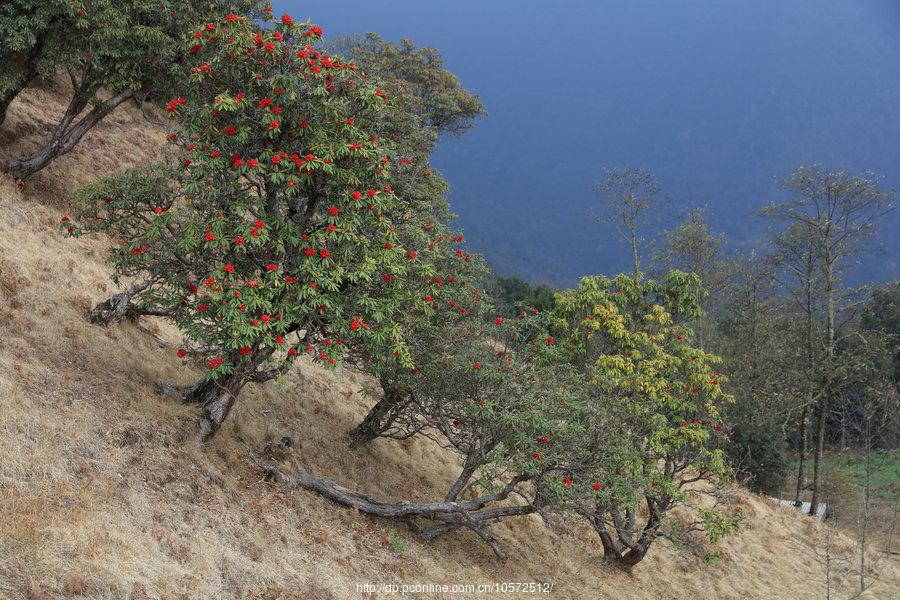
[0,79,897,600]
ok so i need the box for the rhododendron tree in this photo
[256,309,616,557]
[67,13,463,439]
[346,247,490,446]
[0,0,267,178]
[549,271,742,566]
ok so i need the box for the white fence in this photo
[769,497,827,520]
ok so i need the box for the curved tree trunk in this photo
[1,88,134,180]
[252,452,534,558]
[586,499,662,568]
[185,367,250,441]
[347,382,409,447]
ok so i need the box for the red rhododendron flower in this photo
[223,264,234,273]
[234,236,245,245]
[328,206,339,216]
[593,482,603,491]
[351,191,362,201]
[239,346,252,355]
[305,247,316,256]
[165,97,186,112]
[546,337,556,345]
[176,349,187,359]
[287,348,298,356]
[562,476,573,486]
[208,357,223,368]
[532,452,541,461]
[223,124,237,135]
[226,13,239,22]
[473,361,481,370]
[407,251,416,260]
[204,232,216,241]
[266,262,277,271]
[319,249,331,258]
[366,188,377,198]
[264,42,275,53]
[281,14,293,25]
[494,317,503,325]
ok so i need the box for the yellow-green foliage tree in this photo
[550,271,742,566]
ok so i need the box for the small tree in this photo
[551,272,741,566]
[346,248,489,447]
[67,13,463,439]
[0,0,266,179]
[593,167,666,281]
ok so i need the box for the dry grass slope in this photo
[0,80,896,600]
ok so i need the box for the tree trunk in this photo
[795,406,807,506]
[809,400,827,516]
[184,366,250,441]
[0,80,29,127]
[588,500,658,568]
[347,383,408,447]
[630,229,640,282]
[810,256,835,517]
[1,88,134,180]
[0,37,47,128]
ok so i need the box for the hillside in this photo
[0,81,897,600]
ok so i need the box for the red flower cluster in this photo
[165,97,185,113]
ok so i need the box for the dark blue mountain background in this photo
[276,0,900,287]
